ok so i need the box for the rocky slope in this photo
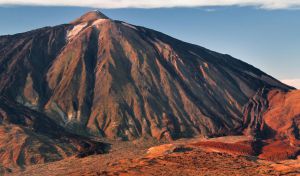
[0,96,109,174]
[0,11,292,141]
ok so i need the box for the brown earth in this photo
[9,136,300,176]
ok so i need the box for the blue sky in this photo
[0,5,299,88]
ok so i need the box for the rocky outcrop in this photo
[263,90,300,142]
[243,89,300,142]
[242,87,270,138]
[242,89,300,160]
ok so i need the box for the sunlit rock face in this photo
[262,90,300,143]
[0,11,292,141]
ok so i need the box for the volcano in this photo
[0,11,299,174]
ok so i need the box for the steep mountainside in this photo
[0,11,292,141]
[0,95,108,173]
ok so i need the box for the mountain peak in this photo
[71,10,109,24]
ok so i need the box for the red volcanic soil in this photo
[14,139,281,176]
[15,136,300,176]
[259,140,299,161]
[190,90,300,162]
[191,139,299,162]
[191,140,257,156]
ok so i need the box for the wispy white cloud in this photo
[1,0,300,9]
[281,79,300,89]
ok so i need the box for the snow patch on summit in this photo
[67,23,88,41]
[92,19,109,26]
